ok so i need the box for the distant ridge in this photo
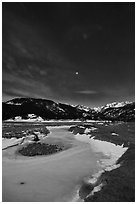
[2,97,135,122]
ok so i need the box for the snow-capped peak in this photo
[76,105,91,112]
[94,101,132,112]
[104,101,132,108]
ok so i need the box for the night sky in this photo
[2,2,135,107]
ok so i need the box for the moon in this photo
[75,71,79,75]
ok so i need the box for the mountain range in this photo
[2,98,135,122]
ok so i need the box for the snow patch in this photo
[111,132,119,136]
[84,127,97,134]
[73,131,128,200]
[87,170,104,185]
[76,105,91,112]
[6,116,44,122]
[84,128,91,134]
[2,137,24,149]
[6,102,22,105]
[105,163,121,171]
[74,133,128,181]
[91,183,104,195]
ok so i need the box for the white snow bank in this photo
[74,132,128,198]
[86,163,122,198]
[2,132,46,150]
[74,132,128,193]
[87,170,104,185]
[86,162,121,187]
[89,138,127,161]
[2,138,24,149]
[74,133,128,164]
[70,129,128,201]
[105,163,121,171]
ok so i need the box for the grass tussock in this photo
[18,142,64,156]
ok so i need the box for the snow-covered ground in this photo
[73,129,128,199]
[2,125,128,202]
[74,133,127,167]
[6,115,44,122]
[2,126,103,202]
[2,131,47,150]
[5,118,110,123]
[2,137,24,150]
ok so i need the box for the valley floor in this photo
[2,121,135,202]
[3,125,103,202]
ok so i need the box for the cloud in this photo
[75,90,97,94]
[2,71,56,101]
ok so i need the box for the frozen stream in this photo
[2,126,104,202]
